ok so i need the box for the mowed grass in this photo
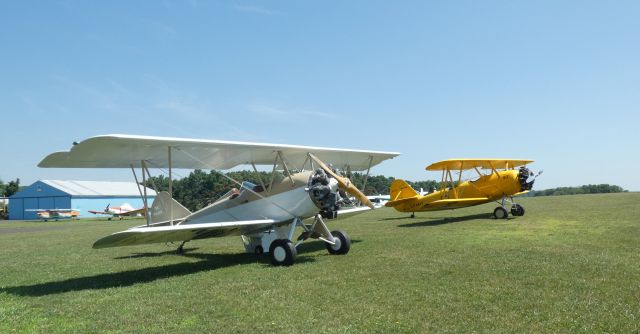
[1,193,639,333]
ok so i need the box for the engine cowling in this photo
[518,166,535,191]
[307,168,341,219]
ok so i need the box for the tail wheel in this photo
[511,204,525,216]
[325,230,351,255]
[493,207,508,219]
[269,239,296,266]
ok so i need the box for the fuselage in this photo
[37,210,80,220]
[182,170,338,225]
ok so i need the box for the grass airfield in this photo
[1,193,639,333]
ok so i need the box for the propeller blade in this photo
[308,154,374,209]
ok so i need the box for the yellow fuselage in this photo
[392,170,522,212]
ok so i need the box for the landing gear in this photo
[493,196,525,219]
[410,212,415,218]
[325,230,351,255]
[254,245,264,255]
[269,239,297,266]
[511,204,525,216]
[493,206,508,219]
[176,241,188,254]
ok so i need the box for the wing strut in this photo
[130,163,149,227]
[359,155,374,193]
[251,162,268,194]
[142,160,149,226]
[277,150,295,186]
[299,154,312,172]
[168,146,174,226]
[456,165,463,199]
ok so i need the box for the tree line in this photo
[0,178,20,197]
[2,171,627,213]
[526,184,627,197]
[143,170,629,212]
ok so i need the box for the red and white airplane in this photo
[88,203,145,220]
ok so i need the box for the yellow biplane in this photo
[385,159,540,219]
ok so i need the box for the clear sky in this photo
[1,1,639,190]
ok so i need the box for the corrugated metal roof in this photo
[41,180,157,197]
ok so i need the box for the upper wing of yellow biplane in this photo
[426,159,534,171]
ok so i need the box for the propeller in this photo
[526,169,543,182]
[308,153,375,209]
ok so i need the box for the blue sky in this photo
[1,1,639,190]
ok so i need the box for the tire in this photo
[269,239,296,266]
[493,207,508,219]
[325,230,351,255]
[511,204,525,216]
[254,245,264,255]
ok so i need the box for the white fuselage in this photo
[183,186,320,225]
[181,171,339,226]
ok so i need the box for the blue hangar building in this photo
[9,180,156,220]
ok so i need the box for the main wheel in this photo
[493,207,508,219]
[511,204,525,216]
[325,230,351,255]
[269,239,297,266]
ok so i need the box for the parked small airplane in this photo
[88,203,145,220]
[39,134,399,266]
[27,208,80,221]
[367,194,390,207]
[386,159,541,219]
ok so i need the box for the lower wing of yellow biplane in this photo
[428,198,490,207]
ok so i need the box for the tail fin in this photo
[385,179,419,207]
[150,191,192,224]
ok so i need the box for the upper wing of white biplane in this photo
[38,134,399,171]
[426,159,534,171]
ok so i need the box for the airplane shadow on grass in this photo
[2,249,322,297]
[397,213,495,227]
[112,239,362,259]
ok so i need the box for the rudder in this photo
[385,179,419,207]
[150,191,192,224]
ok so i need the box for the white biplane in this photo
[39,134,399,266]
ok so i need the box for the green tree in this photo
[529,184,626,197]
[3,178,20,197]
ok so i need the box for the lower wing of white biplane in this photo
[93,219,280,248]
[93,205,373,249]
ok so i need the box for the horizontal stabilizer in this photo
[385,196,419,207]
[93,219,278,249]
